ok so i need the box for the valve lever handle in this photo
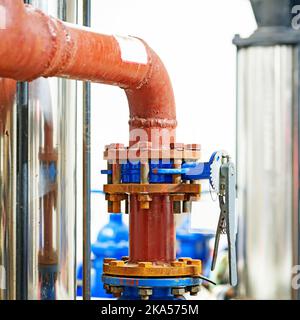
[211,201,224,271]
[211,161,237,287]
[223,162,237,286]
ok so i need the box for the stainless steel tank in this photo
[234,0,300,299]
[26,0,79,300]
[0,78,16,300]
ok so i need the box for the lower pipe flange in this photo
[103,257,202,277]
[102,275,202,300]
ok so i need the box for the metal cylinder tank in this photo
[0,78,16,300]
[27,0,78,300]
[234,0,300,299]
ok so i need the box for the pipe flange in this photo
[103,143,201,162]
[103,257,202,277]
[102,275,203,299]
[103,183,201,195]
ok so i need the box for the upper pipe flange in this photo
[103,142,201,162]
[102,142,202,214]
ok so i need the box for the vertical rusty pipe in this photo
[129,195,175,263]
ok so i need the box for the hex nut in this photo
[103,258,116,264]
[140,201,150,210]
[172,287,186,295]
[171,261,185,267]
[190,286,201,295]
[138,194,152,202]
[121,256,129,261]
[187,259,201,266]
[103,284,111,293]
[110,260,125,266]
[173,201,182,214]
[110,286,123,294]
[138,288,153,296]
[178,257,192,264]
[138,262,152,268]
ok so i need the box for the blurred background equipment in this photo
[176,215,214,278]
[77,205,129,298]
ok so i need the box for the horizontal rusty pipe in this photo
[0,0,176,141]
[0,0,177,264]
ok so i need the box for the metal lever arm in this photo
[211,160,237,286]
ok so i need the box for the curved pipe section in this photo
[0,0,177,265]
[0,0,176,142]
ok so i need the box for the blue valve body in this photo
[101,159,214,183]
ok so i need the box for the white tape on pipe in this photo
[114,35,148,65]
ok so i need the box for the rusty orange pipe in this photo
[0,0,177,263]
[0,0,176,141]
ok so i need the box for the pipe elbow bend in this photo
[125,44,177,135]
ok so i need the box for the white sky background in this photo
[85,0,256,253]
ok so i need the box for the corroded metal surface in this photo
[103,257,202,277]
[104,146,201,161]
[104,183,201,195]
